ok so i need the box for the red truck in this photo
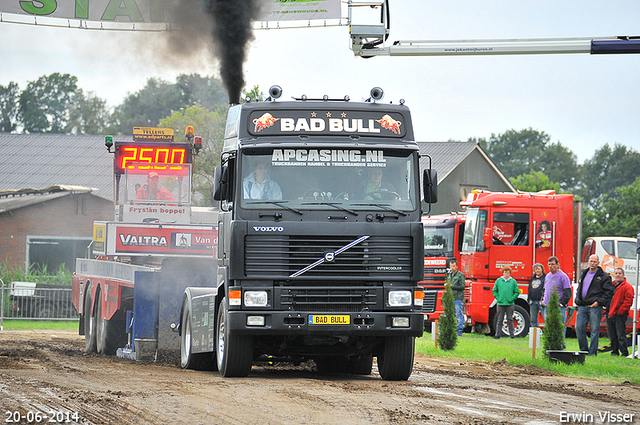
[458,190,578,338]
[420,214,465,326]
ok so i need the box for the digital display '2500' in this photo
[115,144,192,174]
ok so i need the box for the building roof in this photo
[0,185,108,214]
[418,141,516,191]
[0,133,132,201]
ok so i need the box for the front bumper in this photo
[227,310,424,337]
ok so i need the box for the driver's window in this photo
[493,212,529,246]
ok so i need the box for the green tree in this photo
[438,279,458,351]
[109,74,227,135]
[65,91,111,134]
[538,142,579,191]
[242,85,263,103]
[175,74,227,109]
[582,177,640,239]
[159,104,228,205]
[0,82,19,132]
[542,291,565,352]
[510,171,561,193]
[577,143,640,208]
[18,73,78,133]
[475,128,578,191]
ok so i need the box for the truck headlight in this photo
[244,291,268,307]
[388,290,412,307]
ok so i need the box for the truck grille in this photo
[245,235,412,279]
[422,289,438,313]
[278,286,382,312]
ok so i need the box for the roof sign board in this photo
[133,127,174,142]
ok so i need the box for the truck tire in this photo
[180,300,216,371]
[84,288,97,353]
[495,305,530,338]
[216,297,253,377]
[95,294,125,355]
[377,336,415,381]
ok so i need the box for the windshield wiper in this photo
[246,200,303,215]
[351,203,408,217]
[301,202,358,216]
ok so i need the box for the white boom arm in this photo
[348,1,640,58]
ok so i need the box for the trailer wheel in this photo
[495,305,530,338]
[33,301,57,319]
[216,297,253,377]
[180,300,216,370]
[84,287,97,353]
[377,336,415,381]
[95,295,124,355]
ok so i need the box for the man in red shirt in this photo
[607,267,634,357]
[136,172,176,201]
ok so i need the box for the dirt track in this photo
[1,330,639,425]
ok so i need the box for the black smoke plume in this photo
[146,0,262,104]
[204,0,262,104]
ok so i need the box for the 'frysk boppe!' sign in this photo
[249,110,407,138]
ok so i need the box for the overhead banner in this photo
[0,0,340,24]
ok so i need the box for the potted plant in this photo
[544,291,586,364]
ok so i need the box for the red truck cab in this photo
[459,190,576,338]
[420,214,465,325]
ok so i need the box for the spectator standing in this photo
[575,254,614,356]
[527,263,546,328]
[541,256,572,337]
[606,267,634,357]
[493,266,520,339]
[448,260,466,337]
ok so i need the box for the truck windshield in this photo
[424,226,455,257]
[462,208,487,252]
[239,149,417,211]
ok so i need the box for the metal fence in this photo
[1,280,79,322]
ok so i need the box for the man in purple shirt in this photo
[541,256,572,338]
[575,255,614,355]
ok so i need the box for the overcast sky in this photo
[1,0,639,163]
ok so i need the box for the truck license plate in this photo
[308,315,350,325]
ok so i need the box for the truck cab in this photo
[420,214,465,325]
[459,190,576,337]
[180,88,437,380]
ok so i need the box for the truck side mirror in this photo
[212,165,229,201]
[423,169,438,204]
[483,227,493,248]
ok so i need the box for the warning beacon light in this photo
[105,135,113,152]
[194,136,202,155]
[185,126,195,142]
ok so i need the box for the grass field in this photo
[1,319,78,332]
[417,332,640,385]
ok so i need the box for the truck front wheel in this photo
[216,297,253,377]
[377,336,415,381]
[84,287,97,353]
[180,299,216,370]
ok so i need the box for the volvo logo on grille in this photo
[324,252,335,262]
[253,226,284,232]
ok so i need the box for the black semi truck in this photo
[179,86,437,380]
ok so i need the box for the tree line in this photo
[472,129,640,240]
[2,73,637,238]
